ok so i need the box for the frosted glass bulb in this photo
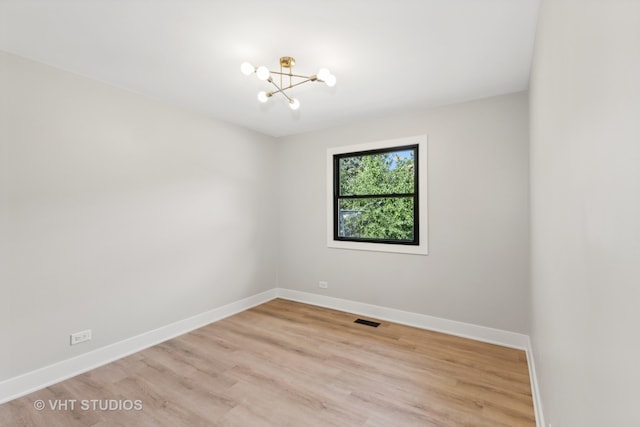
[256,66,270,81]
[257,91,269,103]
[289,98,300,110]
[325,74,337,87]
[317,68,331,82]
[240,62,254,75]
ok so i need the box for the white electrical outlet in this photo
[70,329,92,345]
[319,281,328,289]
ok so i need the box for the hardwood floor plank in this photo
[0,299,535,426]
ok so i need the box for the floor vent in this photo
[354,318,380,328]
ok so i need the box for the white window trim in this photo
[326,135,428,255]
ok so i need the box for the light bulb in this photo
[256,66,270,81]
[289,98,300,110]
[240,62,254,75]
[317,68,331,82]
[325,74,337,87]
[257,91,269,103]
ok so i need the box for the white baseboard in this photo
[276,288,529,349]
[1,286,545,427]
[524,337,546,427]
[0,288,277,404]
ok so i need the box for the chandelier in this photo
[240,56,336,110]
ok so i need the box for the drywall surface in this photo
[0,51,278,380]
[277,92,530,333]
[529,0,640,425]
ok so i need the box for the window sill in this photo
[327,239,428,255]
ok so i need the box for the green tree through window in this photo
[334,144,418,244]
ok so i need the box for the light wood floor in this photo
[0,299,535,426]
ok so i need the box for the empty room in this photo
[1,1,639,426]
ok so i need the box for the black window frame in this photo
[333,144,419,246]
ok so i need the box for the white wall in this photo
[529,0,640,425]
[0,51,278,381]
[277,93,530,333]
[0,53,10,378]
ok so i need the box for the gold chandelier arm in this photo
[268,78,293,102]
[269,77,317,96]
[268,70,316,80]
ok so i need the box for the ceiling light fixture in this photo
[240,56,336,110]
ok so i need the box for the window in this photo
[327,135,428,255]
[334,145,419,244]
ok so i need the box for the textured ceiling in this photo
[0,0,539,137]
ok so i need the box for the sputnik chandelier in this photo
[240,56,336,110]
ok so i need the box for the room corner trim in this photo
[525,337,546,427]
[0,288,277,404]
